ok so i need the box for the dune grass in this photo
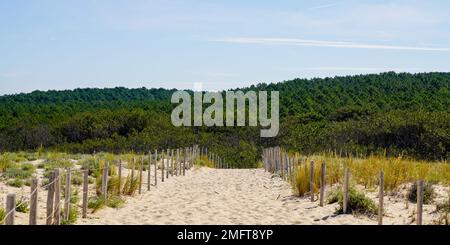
[290,152,450,197]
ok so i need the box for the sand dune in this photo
[76,167,446,225]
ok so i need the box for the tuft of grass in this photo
[327,186,378,216]
[3,163,35,180]
[61,204,78,225]
[122,175,140,196]
[87,195,125,213]
[408,182,435,204]
[106,196,125,208]
[195,156,213,168]
[88,196,106,213]
[0,207,5,225]
[7,178,25,188]
[15,197,29,213]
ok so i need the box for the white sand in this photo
[2,166,448,225]
[77,167,448,225]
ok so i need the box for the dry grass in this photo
[290,152,449,196]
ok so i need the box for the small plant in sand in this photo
[15,196,29,213]
[407,182,435,204]
[0,207,5,225]
[7,178,25,188]
[121,175,140,196]
[327,186,378,216]
[88,196,126,213]
[196,156,213,168]
[3,163,35,180]
[61,204,78,225]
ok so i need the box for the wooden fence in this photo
[1,145,219,225]
[262,146,428,225]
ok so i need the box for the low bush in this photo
[327,186,378,216]
[408,182,435,204]
[7,178,25,188]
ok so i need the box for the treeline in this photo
[0,72,448,166]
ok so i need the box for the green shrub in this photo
[328,186,378,216]
[16,197,29,213]
[0,207,5,225]
[122,175,139,196]
[7,178,25,188]
[408,182,435,204]
[4,166,34,179]
[88,196,106,213]
[71,173,83,186]
[106,196,125,209]
[61,204,78,225]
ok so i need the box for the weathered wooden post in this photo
[64,168,71,221]
[29,178,38,225]
[102,162,109,199]
[171,149,174,177]
[53,169,61,225]
[417,180,424,225]
[183,148,186,176]
[176,148,180,176]
[118,161,122,195]
[161,150,165,182]
[320,161,326,207]
[139,157,143,194]
[147,152,152,191]
[82,170,88,218]
[310,161,315,202]
[5,194,16,225]
[378,171,384,225]
[131,158,135,183]
[46,172,55,225]
[343,168,350,214]
[154,150,158,186]
[166,149,170,179]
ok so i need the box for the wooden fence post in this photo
[102,162,109,199]
[82,170,88,218]
[161,150,165,182]
[154,150,158,186]
[417,180,424,225]
[320,161,326,207]
[5,194,15,225]
[46,172,55,225]
[148,152,152,191]
[343,168,350,214]
[29,178,38,225]
[53,169,61,225]
[171,149,174,177]
[310,161,315,202]
[64,168,71,221]
[166,149,170,179]
[139,157,143,194]
[184,148,187,176]
[378,171,384,225]
[118,161,122,196]
[176,149,180,176]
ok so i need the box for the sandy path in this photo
[77,167,376,225]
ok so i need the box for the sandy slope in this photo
[76,167,447,225]
[2,166,447,225]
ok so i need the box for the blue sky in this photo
[1,0,450,95]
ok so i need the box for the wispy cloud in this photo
[308,3,340,11]
[213,37,450,52]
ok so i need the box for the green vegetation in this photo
[61,204,78,225]
[408,182,436,204]
[327,186,378,216]
[0,72,448,167]
[15,197,29,213]
[0,207,5,224]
